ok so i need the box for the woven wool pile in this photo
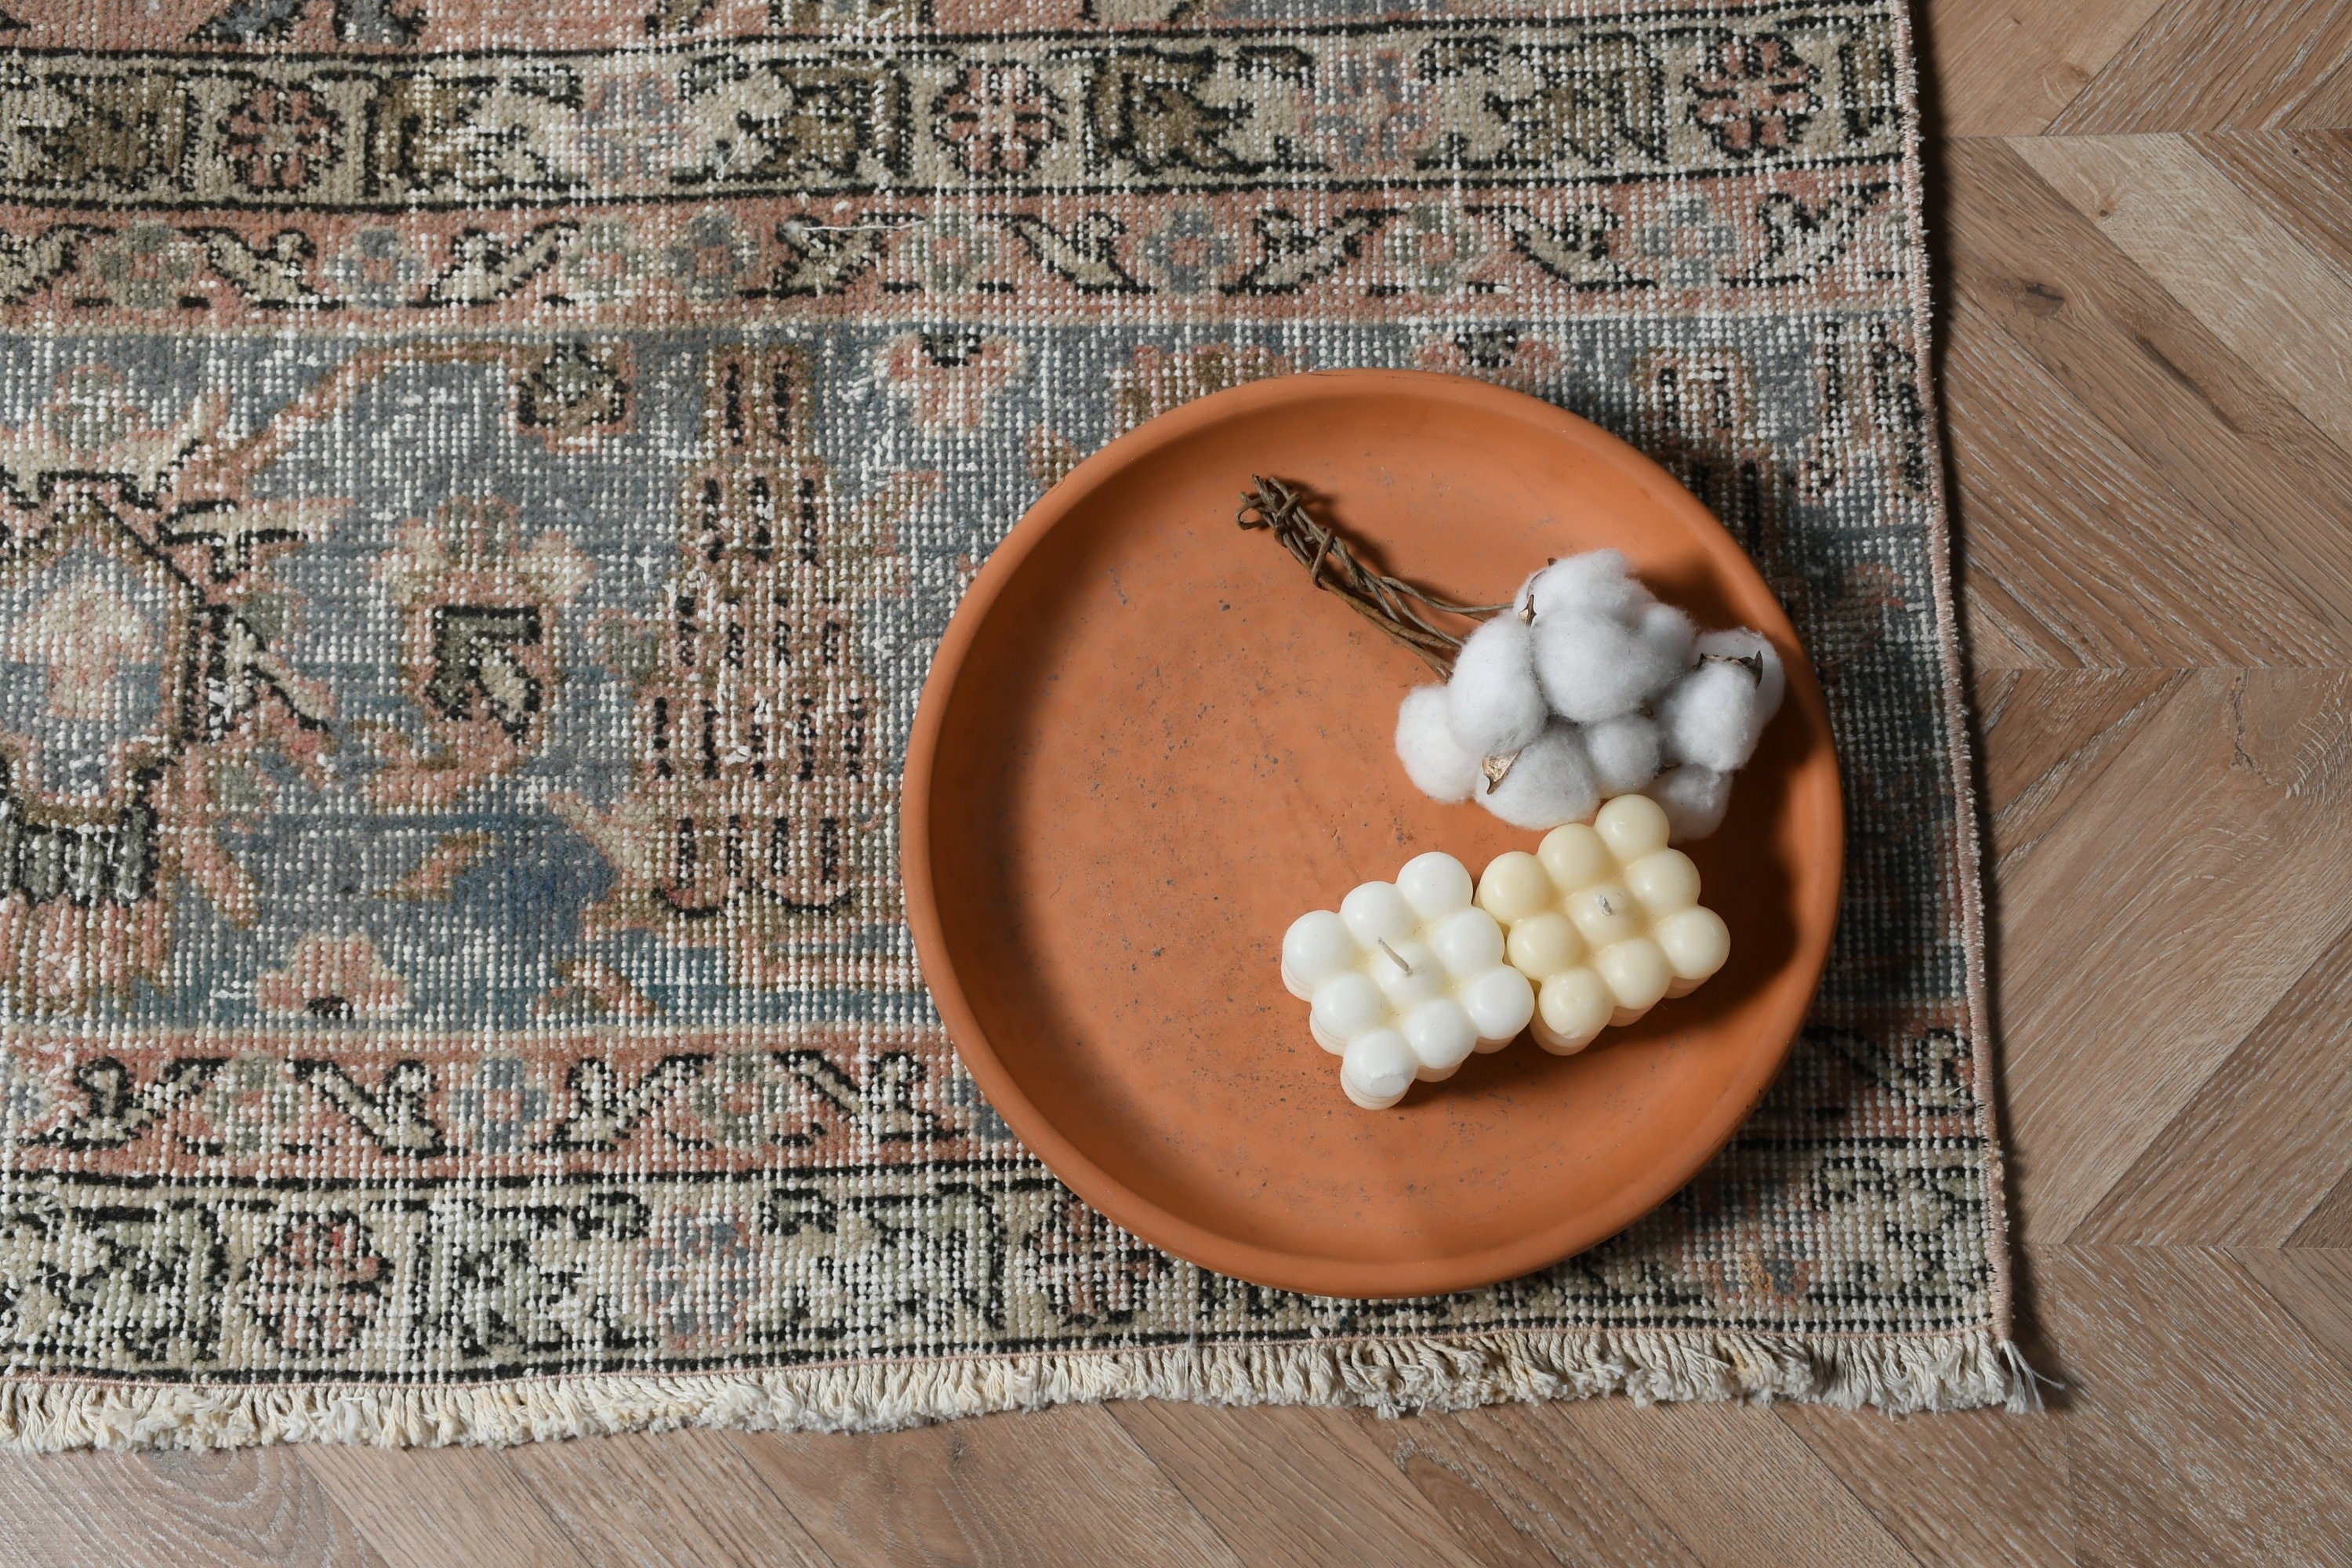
[0,0,2026,1446]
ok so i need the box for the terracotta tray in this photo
[902,370,1842,1298]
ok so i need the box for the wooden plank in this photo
[2049,0,2352,132]
[1535,1399,1923,1568]
[1994,673,2352,1243]
[2291,1171,2352,1247]
[1775,1403,2075,1568]
[301,1446,591,1568]
[2285,50,2352,128]
[0,1449,384,1568]
[1957,579,2075,673]
[2038,1244,2352,1566]
[1978,668,2187,867]
[500,1428,837,1568]
[2013,135,2352,451]
[2075,920,2352,1244]
[1107,1402,1494,1568]
[1940,299,2336,665]
[2234,1248,2352,1375]
[734,1405,1247,1568]
[1944,138,2352,648]
[1381,1404,1711,1568]
[2192,130,2352,275]
[1919,0,2169,136]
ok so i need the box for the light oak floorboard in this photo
[1995,672,2352,1243]
[2013,136,2352,450]
[0,1449,383,1568]
[734,1406,1244,1568]
[1920,0,2170,136]
[299,1446,590,1568]
[2045,0,2352,132]
[1106,1403,1493,1568]
[1775,1403,2076,1568]
[2034,1245,2352,1566]
[499,1428,838,1568]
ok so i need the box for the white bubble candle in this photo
[1282,852,1536,1109]
[1475,794,1730,1054]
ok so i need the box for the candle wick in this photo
[1377,938,1414,975]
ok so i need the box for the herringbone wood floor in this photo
[5,5,2351,1563]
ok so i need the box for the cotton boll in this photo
[1518,550,1650,622]
[1648,764,1733,842]
[1479,723,1599,831]
[1582,713,1663,797]
[1631,602,1697,698]
[1395,685,1479,803]
[1656,656,1770,772]
[1693,628,1786,721]
[1531,611,1689,723]
[1444,617,1548,756]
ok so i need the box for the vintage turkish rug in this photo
[0,0,2028,1446]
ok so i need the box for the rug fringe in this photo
[0,1327,2039,1450]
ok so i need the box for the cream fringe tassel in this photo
[0,1327,2039,1450]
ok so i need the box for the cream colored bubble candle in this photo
[1475,794,1730,1054]
[1282,852,1536,1109]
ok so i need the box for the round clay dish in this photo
[903,370,1842,1299]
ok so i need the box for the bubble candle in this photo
[1282,852,1535,1109]
[1475,794,1730,1054]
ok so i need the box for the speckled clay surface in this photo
[904,371,1842,1298]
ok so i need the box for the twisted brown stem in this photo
[1235,475,1508,677]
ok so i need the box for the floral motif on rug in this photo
[0,0,2021,1441]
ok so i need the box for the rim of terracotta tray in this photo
[902,368,1842,1298]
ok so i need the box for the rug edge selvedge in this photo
[1885,0,2024,1352]
[0,1326,2040,1450]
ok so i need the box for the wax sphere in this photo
[1655,906,1731,993]
[1458,964,1537,1044]
[1428,906,1504,977]
[1339,881,1417,948]
[1595,935,1673,1014]
[1403,1000,1478,1076]
[1595,792,1671,861]
[1282,909,1358,999]
[1505,911,1584,981]
[1340,1029,1419,1110]
[1537,823,1613,890]
[1475,851,1553,924]
[1396,852,1474,920]
[1624,848,1701,916]
[1310,972,1385,1054]
[1371,938,1447,1010]
[1537,968,1615,1054]
[1566,883,1642,948]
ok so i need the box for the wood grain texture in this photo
[1,6,2349,1563]
[1776,1403,2076,1568]
[734,1406,1245,1568]
[2045,0,2352,132]
[0,1450,384,1568]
